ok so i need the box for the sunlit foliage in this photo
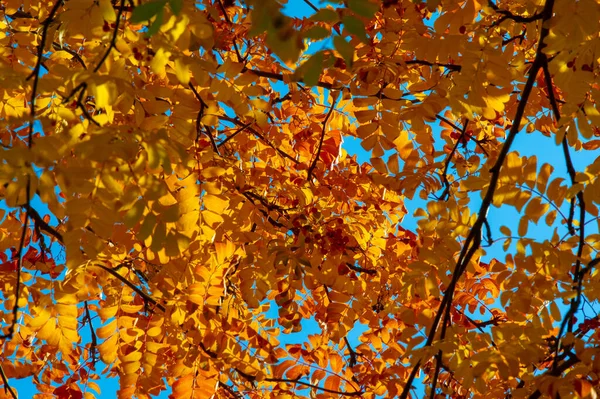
[1,0,600,398]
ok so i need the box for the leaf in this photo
[130,0,167,23]
[333,36,354,67]
[304,26,330,41]
[347,0,379,17]
[300,51,324,86]
[174,58,190,85]
[310,8,339,22]
[574,379,597,398]
[169,0,183,15]
[146,9,165,37]
[342,15,368,42]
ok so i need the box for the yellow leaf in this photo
[201,167,227,179]
[214,240,234,264]
[98,334,118,364]
[174,58,190,85]
[98,0,117,22]
[92,81,117,109]
[97,320,117,339]
[203,194,229,214]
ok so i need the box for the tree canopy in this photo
[1,0,600,398]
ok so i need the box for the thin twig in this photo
[264,377,364,396]
[218,115,299,164]
[83,301,98,365]
[94,0,125,72]
[404,59,461,72]
[188,83,220,154]
[343,336,358,367]
[22,204,63,242]
[52,42,87,69]
[239,57,462,90]
[345,262,376,276]
[438,119,468,201]
[307,97,337,181]
[436,114,489,155]
[218,122,252,147]
[90,264,165,312]
[488,0,544,25]
[302,0,319,12]
[216,0,243,62]
[218,381,242,399]
[483,220,493,246]
[0,364,17,399]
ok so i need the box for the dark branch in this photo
[91,264,165,312]
[22,204,63,242]
[398,0,556,396]
[438,119,468,201]
[52,42,87,69]
[83,301,98,365]
[0,364,17,399]
[264,377,364,396]
[188,83,220,154]
[240,57,461,91]
[218,381,242,399]
[345,262,376,276]
[343,336,358,367]
[404,59,461,72]
[94,0,125,72]
[218,115,299,164]
[218,122,252,148]
[307,97,337,181]
[488,0,544,24]
[302,0,319,12]
[216,0,243,62]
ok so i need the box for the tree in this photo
[0,0,599,397]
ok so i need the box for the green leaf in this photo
[342,15,368,42]
[169,0,183,15]
[130,0,167,23]
[347,0,378,18]
[124,199,146,228]
[304,26,330,41]
[146,9,164,37]
[301,51,324,86]
[334,36,353,67]
[309,8,339,22]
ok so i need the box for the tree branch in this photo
[94,0,125,72]
[188,83,220,154]
[398,0,556,396]
[22,204,63,242]
[264,377,364,396]
[52,42,87,69]
[0,364,17,399]
[307,96,337,181]
[91,264,165,312]
[218,122,252,148]
[218,115,299,164]
[488,0,544,24]
[83,301,98,365]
